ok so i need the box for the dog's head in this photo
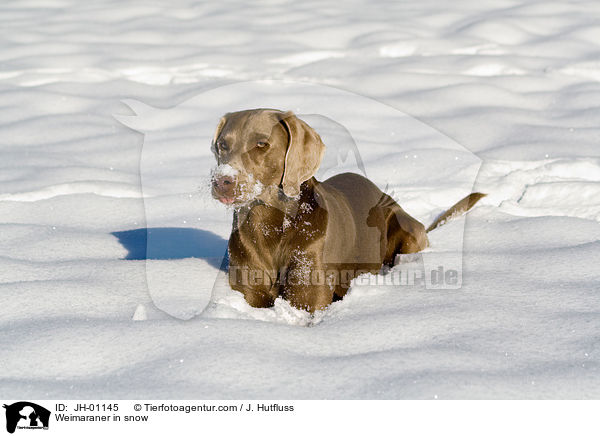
[210,109,325,206]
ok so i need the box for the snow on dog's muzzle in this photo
[211,164,239,204]
[211,163,265,206]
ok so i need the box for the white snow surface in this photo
[1,0,600,399]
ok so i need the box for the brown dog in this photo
[211,109,484,312]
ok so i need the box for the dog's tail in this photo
[426,192,486,233]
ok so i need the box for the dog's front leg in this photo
[281,250,335,312]
[228,264,280,308]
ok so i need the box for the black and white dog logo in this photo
[3,402,50,433]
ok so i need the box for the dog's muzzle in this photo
[211,175,237,204]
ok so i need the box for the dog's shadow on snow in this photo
[112,227,228,271]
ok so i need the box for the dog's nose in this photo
[212,175,238,204]
[212,176,234,190]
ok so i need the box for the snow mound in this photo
[1,0,599,399]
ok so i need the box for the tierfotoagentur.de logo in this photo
[115,80,482,320]
[3,402,50,434]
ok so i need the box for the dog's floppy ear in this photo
[278,111,325,197]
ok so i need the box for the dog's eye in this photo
[256,141,269,148]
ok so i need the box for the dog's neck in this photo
[232,178,318,230]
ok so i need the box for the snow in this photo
[212,164,239,179]
[1,0,599,399]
